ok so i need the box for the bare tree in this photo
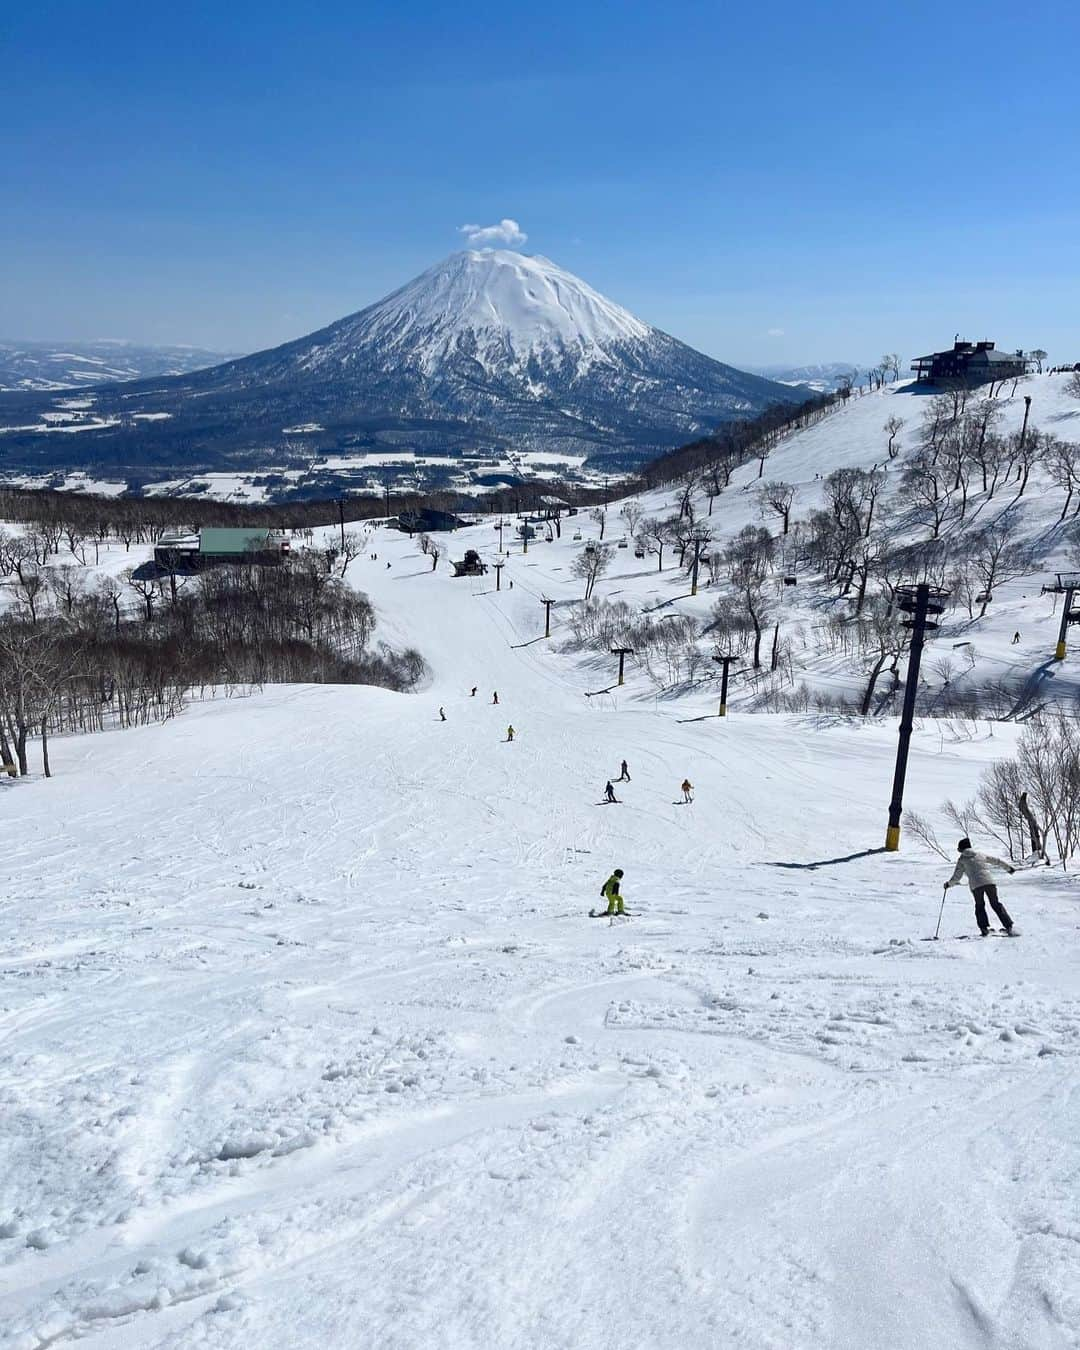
[589,507,607,541]
[619,501,644,537]
[725,526,776,668]
[637,517,673,572]
[759,480,797,535]
[856,599,910,715]
[571,543,614,601]
[676,474,698,520]
[124,569,159,623]
[884,415,905,459]
[968,519,1035,617]
[1029,349,1047,375]
[1045,438,1080,521]
[338,530,365,577]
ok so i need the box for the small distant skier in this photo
[681,778,694,803]
[598,868,626,916]
[470,687,477,697]
[604,780,618,803]
[618,759,630,782]
[386,561,391,569]
[1012,631,1021,644]
[492,691,499,705]
[439,707,446,722]
[506,725,515,742]
[945,837,1017,936]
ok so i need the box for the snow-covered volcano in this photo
[306,249,653,375]
[0,251,801,487]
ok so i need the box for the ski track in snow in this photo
[3,471,1080,1346]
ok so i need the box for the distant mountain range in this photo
[746,362,869,393]
[0,340,238,392]
[0,252,803,495]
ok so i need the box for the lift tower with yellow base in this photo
[1041,572,1080,662]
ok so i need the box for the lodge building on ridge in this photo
[910,340,1030,387]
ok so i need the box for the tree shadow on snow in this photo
[769,846,887,870]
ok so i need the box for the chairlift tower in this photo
[712,652,737,717]
[1041,572,1080,662]
[885,583,948,852]
[610,646,634,687]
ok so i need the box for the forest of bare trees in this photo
[0,538,425,778]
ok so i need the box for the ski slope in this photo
[3,500,1080,1349]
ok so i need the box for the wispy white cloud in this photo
[458,218,528,247]
[767,327,785,338]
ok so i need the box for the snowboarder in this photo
[439,707,446,722]
[506,725,515,742]
[618,759,630,782]
[604,780,618,803]
[1012,631,1021,644]
[598,868,626,916]
[681,779,694,803]
[386,561,391,569]
[945,838,1017,936]
[492,691,499,705]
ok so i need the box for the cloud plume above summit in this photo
[458,218,528,247]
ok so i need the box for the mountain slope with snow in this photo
[0,252,801,491]
[2,499,1080,1347]
[0,340,237,392]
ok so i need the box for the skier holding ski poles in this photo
[944,838,1017,936]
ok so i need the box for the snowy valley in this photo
[2,375,1080,1348]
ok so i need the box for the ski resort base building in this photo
[154,527,290,571]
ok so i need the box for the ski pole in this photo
[932,885,948,941]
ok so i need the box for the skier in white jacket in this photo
[945,838,1017,935]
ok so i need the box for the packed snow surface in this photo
[3,403,1080,1345]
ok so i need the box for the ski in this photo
[921,929,1019,942]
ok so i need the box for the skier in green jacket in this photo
[600,869,626,915]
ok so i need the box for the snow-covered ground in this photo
[3,468,1080,1346]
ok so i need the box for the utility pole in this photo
[496,520,505,554]
[610,646,634,687]
[541,597,555,638]
[712,653,735,716]
[384,484,391,521]
[1042,571,1080,661]
[338,497,346,553]
[884,583,948,851]
[493,561,505,592]
[522,525,529,555]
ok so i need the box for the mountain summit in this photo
[327,249,652,374]
[0,251,802,489]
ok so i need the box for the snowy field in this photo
[3,378,1080,1347]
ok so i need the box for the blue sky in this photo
[3,0,1078,367]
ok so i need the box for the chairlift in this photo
[573,531,583,541]
[617,539,629,549]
